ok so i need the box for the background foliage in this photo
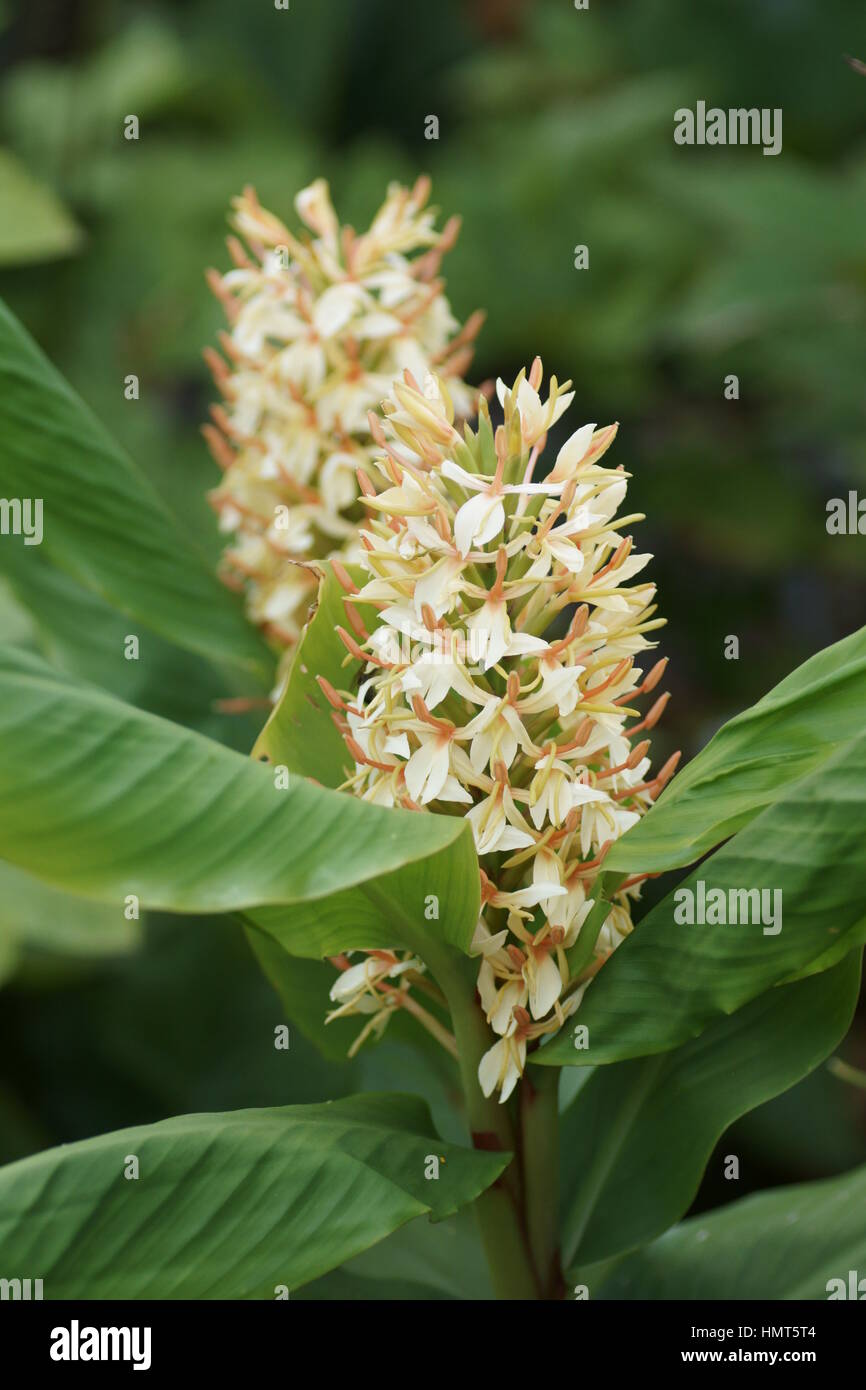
[0,0,864,1235]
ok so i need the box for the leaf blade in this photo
[606,625,866,877]
[0,1094,507,1297]
[539,729,866,1066]
[0,644,479,954]
[253,562,376,787]
[0,298,269,678]
[590,1161,866,1300]
[560,952,861,1267]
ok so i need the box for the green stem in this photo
[427,949,541,1299]
[519,1061,564,1298]
[364,887,546,1299]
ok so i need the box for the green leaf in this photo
[0,575,37,647]
[0,644,479,954]
[0,1094,507,1297]
[298,1206,493,1300]
[0,297,269,679]
[538,729,866,1066]
[246,850,481,958]
[243,923,362,1062]
[559,952,861,1268]
[0,860,139,961]
[606,625,866,877]
[787,913,866,981]
[0,544,262,750]
[0,149,82,265]
[591,1161,866,1300]
[253,561,377,787]
[292,1267,454,1300]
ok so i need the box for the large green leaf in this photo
[538,728,866,1066]
[0,1094,507,1297]
[0,644,479,954]
[0,298,269,678]
[0,860,139,962]
[0,546,261,749]
[591,1162,866,1300]
[559,952,860,1267]
[253,561,377,787]
[606,625,866,877]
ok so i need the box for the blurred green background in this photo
[0,0,865,1230]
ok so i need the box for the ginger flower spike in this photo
[323,360,678,1100]
[203,176,482,691]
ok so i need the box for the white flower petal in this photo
[552,422,596,479]
[527,952,563,1020]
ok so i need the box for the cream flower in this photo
[478,1030,528,1103]
[203,176,481,688]
[320,357,678,1092]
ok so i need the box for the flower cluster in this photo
[203,176,481,688]
[320,361,678,1099]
